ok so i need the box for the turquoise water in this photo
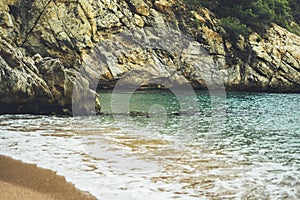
[0,91,299,199]
[99,90,300,162]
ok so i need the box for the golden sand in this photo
[0,155,96,200]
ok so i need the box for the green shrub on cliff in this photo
[185,0,300,39]
[218,17,251,40]
[289,0,300,22]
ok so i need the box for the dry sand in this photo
[0,155,96,200]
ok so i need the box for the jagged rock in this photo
[245,24,300,92]
[201,26,225,55]
[134,14,145,27]
[0,38,101,115]
[154,0,173,13]
[0,0,300,115]
[127,0,150,16]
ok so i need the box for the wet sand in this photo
[0,155,96,200]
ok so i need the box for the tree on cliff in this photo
[186,0,299,40]
[289,0,300,22]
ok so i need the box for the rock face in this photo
[0,0,299,114]
[0,38,101,114]
[0,0,102,114]
[220,24,300,92]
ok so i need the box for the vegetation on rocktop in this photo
[186,0,300,40]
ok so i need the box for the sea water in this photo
[0,91,299,199]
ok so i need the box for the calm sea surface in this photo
[0,91,299,199]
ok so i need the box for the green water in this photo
[99,90,300,163]
[97,90,300,198]
[1,91,299,199]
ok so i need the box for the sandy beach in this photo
[0,155,96,200]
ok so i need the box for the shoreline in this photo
[0,155,96,200]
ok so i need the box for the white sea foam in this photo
[0,92,299,199]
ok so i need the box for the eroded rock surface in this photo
[0,0,299,114]
[0,38,100,114]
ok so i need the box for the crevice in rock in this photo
[77,0,96,42]
[124,0,138,15]
[255,55,278,69]
[20,0,52,47]
[51,0,76,49]
[283,51,300,73]
[267,68,280,86]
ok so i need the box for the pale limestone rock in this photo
[202,26,225,55]
[0,37,100,114]
[128,0,150,16]
[134,14,144,27]
[154,0,173,13]
[191,11,206,23]
[0,12,13,28]
[243,24,300,91]
[1,0,300,115]
[149,9,166,28]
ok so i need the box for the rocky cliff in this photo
[0,0,299,114]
